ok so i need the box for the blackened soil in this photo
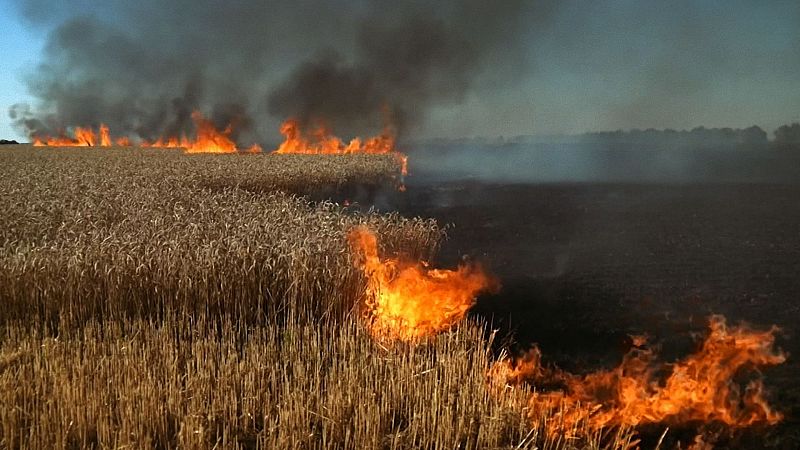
[390,180,800,449]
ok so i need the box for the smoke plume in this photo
[10,0,549,144]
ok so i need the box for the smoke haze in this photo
[8,0,550,144]
[7,1,800,144]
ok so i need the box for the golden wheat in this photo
[0,146,633,449]
[0,146,432,328]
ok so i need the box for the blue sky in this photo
[2,0,799,140]
[0,0,43,139]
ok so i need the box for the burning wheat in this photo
[0,145,786,449]
[349,225,496,341]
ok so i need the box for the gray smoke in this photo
[10,0,550,144]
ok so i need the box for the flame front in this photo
[274,118,407,176]
[348,226,494,341]
[33,125,111,147]
[31,111,261,154]
[142,111,262,153]
[490,315,786,434]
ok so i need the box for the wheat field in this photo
[0,146,633,449]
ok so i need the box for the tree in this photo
[774,123,800,144]
[740,126,767,145]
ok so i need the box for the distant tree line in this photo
[774,123,800,144]
[418,122,800,149]
[579,123,800,148]
[579,126,770,148]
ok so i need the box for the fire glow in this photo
[31,111,261,154]
[490,315,786,433]
[33,124,130,147]
[141,111,261,154]
[348,226,494,341]
[273,118,408,176]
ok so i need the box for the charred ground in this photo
[383,178,800,449]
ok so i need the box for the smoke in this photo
[269,5,476,135]
[9,0,548,143]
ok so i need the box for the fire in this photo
[490,315,785,434]
[274,118,408,176]
[142,111,262,154]
[31,111,262,153]
[99,124,111,146]
[32,125,113,147]
[348,226,495,341]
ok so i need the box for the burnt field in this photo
[3,145,797,448]
[391,179,800,447]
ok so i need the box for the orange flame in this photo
[31,112,261,154]
[142,111,262,154]
[32,124,113,147]
[274,118,407,176]
[490,315,785,434]
[99,124,111,147]
[348,226,495,341]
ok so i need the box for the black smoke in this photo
[268,10,477,135]
[10,0,550,144]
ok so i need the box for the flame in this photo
[99,124,111,147]
[142,111,261,154]
[348,226,495,341]
[274,118,408,176]
[490,315,785,434]
[244,143,263,154]
[31,112,261,154]
[32,125,112,147]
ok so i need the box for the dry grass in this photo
[0,146,432,328]
[1,317,530,449]
[0,146,634,449]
